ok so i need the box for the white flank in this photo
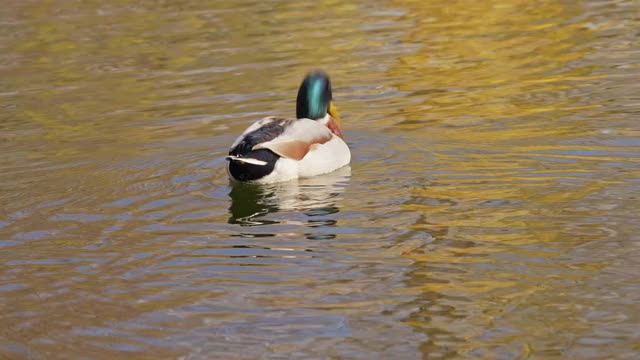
[255,135,350,184]
[297,135,351,177]
[257,158,299,183]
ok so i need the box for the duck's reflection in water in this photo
[228,166,351,235]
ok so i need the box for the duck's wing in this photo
[252,118,333,161]
[229,116,287,151]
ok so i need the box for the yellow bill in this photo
[328,101,340,125]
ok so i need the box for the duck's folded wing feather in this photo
[253,119,333,161]
[229,116,285,151]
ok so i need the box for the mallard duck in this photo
[226,71,350,183]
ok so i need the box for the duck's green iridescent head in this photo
[296,71,334,120]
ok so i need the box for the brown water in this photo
[1,0,639,358]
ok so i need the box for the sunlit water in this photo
[1,0,639,358]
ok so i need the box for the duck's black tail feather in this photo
[226,149,279,182]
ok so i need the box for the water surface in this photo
[1,0,639,358]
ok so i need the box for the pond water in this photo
[1,0,639,358]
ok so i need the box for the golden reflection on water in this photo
[1,0,639,358]
[387,0,601,126]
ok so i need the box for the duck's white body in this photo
[226,114,350,183]
[257,135,350,183]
